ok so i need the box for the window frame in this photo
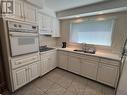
[69,17,116,47]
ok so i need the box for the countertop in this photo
[57,47,121,61]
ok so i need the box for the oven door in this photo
[9,32,39,56]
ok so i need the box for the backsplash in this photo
[39,35,57,47]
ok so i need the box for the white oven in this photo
[8,21,39,56]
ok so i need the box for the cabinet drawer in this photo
[100,58,120,66]
[11,54,39,69]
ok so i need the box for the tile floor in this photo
[3,68,115,95]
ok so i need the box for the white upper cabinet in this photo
[52,18,60,37]
[37,13,52,35]
[37,13,60,37]
[5,0,24,21]
[24,2,37,23]
[4,0,37,23]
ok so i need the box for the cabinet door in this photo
[68,55,81,74]
[50,51,57,70]
[37,13,43,31]
[52,18,60,37]
[58,51,68,70]
[24,3,37,23]
[41,58,49,75]
[97,64,119,87]
[6,0,24,20]
[29,62,39,81]
[81,59,98,80]
[12,66,28,90]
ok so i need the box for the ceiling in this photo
[44,0,107,12]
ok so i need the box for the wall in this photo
[56,0,127,18]
[57,11,127,54]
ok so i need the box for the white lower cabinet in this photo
[58,50,120,87]
[81,59,99,80]
[12,62,39,91]
[58,51,68,70]
[29,62,39,81]
[68,54,81,74]
[97,62,119,87]
[12,66,29,90]
[40,50,57,76]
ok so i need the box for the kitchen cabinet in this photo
[4,0,37,23]
[68,53,81,74]
[12,66,29,90]
[52,18,60,37]
[37,13,60,37]
[58,51,68,70]
[38,13,52,35]
[12,62,39,90]
[81,56,99,80]
[29,62,39,81]
[97,58,119,87]
[57,50,120,87]
[40,50,57,76]
[24,2,37,23]
[5,0,24,21]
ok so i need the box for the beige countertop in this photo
[57,47,121,61]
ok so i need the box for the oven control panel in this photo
[8,21,38,33]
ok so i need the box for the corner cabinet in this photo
[58,51,68,70]
[40,50,57,76]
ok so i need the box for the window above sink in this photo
[70,17,115,46]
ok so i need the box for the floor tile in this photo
[43,70,63,83]
[102,86,115,95]
[57,76,73,89]
[13,84,44,95]
[46,84,66,95]
[32,77,54,92]
[2,68,115,95]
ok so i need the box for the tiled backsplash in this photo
[39,35,57,47]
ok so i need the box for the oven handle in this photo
[9,32,38,37]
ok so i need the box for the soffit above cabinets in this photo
[25,0,44,8]
[44,0,107,12]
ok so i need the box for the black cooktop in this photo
[39,46,55,52]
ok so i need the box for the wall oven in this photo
[8,21,39,56]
